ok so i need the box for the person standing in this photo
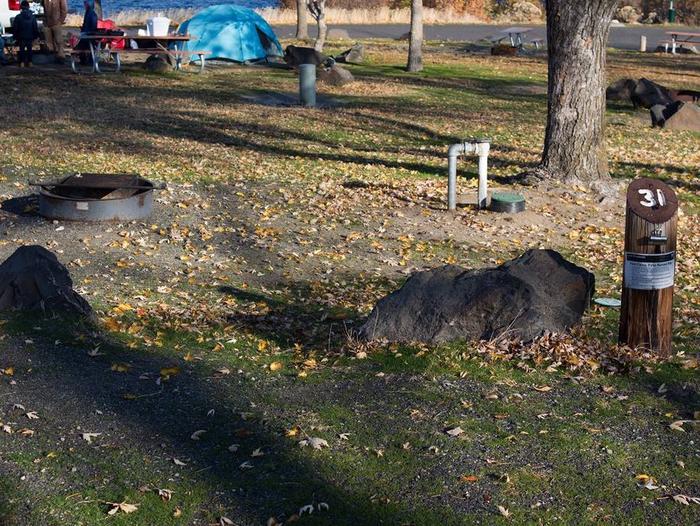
[11,1,39,68]
[75,0,99,65]
[44,0,67,64]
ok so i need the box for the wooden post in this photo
[619,178,679,356]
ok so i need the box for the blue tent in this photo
[178,5,283,63]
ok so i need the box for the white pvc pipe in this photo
[447,139,490,211]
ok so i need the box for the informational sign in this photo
[624,251,676,290]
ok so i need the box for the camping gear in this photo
[33,174,165,221]
[146,16,170,37]
[177,5,282,63]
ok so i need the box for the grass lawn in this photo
[0,41,698,525]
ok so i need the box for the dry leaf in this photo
[461,475,479,483]
[81,432,101,444]
[107,501,138,515]
[190,429,207,441]
[497,505,511,518]
[299,437,329,450]
[269,361,283,372]
[446,426,464,437]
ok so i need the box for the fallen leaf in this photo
[461,475,479,483]
[160,366,180,379]
[172,458,187,466]
[25,411,39,420]
[190,429,207,441]
[497,505,510,518]
[111,363,130,373]
[446,426,464,437]
[81,432,101,444]
[269,361,283,372]
[299,437,329,450]
[157,488,173,501]
[107,501,138,515]
[533,385,552,392]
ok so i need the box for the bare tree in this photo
[406,0,423,72]
[308,0,327,52]
[296,0,308,40]
[526,0,620,183]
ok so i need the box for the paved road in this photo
[273,24,700,51]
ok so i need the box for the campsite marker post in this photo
[618,178,678,356]
[299,64,317,107]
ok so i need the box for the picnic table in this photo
[500,27,534,48]
[70,33,208,74]
[665,31,700,54]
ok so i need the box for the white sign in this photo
[76,202,89,211]
[624,252,675,290]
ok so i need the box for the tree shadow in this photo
[0,311,450,525]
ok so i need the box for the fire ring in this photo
[33,174,165,222]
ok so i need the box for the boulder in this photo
[502,1,542,23]
[327,28,350,40]
[631,78,674,108]
[615,5,641,24]
[606,78,637,102]
[0,245,94,319]
[335,44,365,64]
[359,249,594,344]
[317,64,354,86]
[663,102,700,132]
[641,11,661,24]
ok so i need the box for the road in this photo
[273,24,699,51]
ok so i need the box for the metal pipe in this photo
[447,138,490,211]
[299,64,316,107]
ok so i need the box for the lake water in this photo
[66,0,278,14]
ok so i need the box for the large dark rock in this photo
[359,249,594,344]
[631,78,674,108]
[0,246,94,319]
[606,78,637,102]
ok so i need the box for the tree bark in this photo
[308,0,327,52]
[94,0,103,19]
[406,0,423,72]
[534,0,619,183]
[296,0,308,40]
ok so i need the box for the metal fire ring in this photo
[34,173,165,222]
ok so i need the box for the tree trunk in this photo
[296,0,308,40]
[94,0,103,19]
[313,0,327,52]
[406,0,423,72]
[535,0,619,183]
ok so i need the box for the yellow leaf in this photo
[269,361,283,372]
[285,426,300,437]
[258,340,269,352]
[460,475,479,483]
[111,363,130,373]
[1,367,14,376]
[102,318,121,332]
[160,366,180,379]
[183,352,193,362]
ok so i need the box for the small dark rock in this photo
[144,54,171,73]
[359,249,594,344]
[283,45,334,68]
[0,245,94,319]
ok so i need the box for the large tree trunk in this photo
[406,0,423,72]
[535,0,619,183]
[296,0,308,40]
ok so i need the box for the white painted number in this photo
[638,189,666,208]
